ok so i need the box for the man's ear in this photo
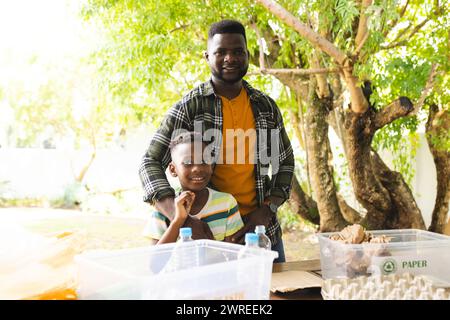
[168,162,177,177]
[204,51,209,61]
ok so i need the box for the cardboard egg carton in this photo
[321,273,450,300]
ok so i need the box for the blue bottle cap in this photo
[245,233,258,245]
[180,227,192,237]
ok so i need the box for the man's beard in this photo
[212,65,248,84]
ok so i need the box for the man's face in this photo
[169,143,213,192]
[205,33,249,84]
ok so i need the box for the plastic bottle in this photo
[237,233,271,298]
[255,225,271,250]
[237,233,260,260]
[161,227,198,273]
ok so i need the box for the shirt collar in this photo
[200,78,262,101]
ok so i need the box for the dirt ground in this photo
[0,207,320,261]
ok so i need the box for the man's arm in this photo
[153,196,176,221]
[139,102,190,213]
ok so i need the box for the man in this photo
[139,20,294,262]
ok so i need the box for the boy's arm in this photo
[157,218,185,244]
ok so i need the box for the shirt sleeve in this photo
[225,195,244,237]
[138,101,192,204]
[142,211,170,240]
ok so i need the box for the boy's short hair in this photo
[169,132,204,153]
[208,19,246,41]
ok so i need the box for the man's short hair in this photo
[169,132,204,153]
[208,19,246,41]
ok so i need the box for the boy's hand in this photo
[174,191,195,222]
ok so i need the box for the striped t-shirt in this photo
[143,188,244,241]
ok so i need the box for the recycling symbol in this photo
[382,259,397,275]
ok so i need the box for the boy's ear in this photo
[168,162,177,177]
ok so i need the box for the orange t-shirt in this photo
[210,88,258,216]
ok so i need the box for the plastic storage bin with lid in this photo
[75,239,278,300]
[317,229,450,286]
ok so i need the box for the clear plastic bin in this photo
[75,240,278,300]
[317,229,450,285]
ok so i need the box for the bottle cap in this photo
[255,225,266,234]
[245,233,258,245]
[180,227,192,237]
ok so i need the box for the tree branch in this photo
[355,0,373,50]
[353,31,369,58]
[254,0,370,113]
[247,67,341,77]
[336,194,362,224]
[254,0,348,65]
[169,24,190,33]
[412,63,439,114]
[383,0,410,37]
[373,97,414,130]
[342,65,369,113]
[381,18,430,50]
[400,0,410,18]
[311,52,330,98]
[250,23,266,70]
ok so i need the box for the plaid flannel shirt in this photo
[139,79,295,245]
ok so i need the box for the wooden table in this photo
[270,259,323,300]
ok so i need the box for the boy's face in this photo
[169,142,213,192]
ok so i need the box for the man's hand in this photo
[231,206,273,244]
[183,215,215,240]
[153,196,175,221]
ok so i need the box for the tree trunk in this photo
[426,105,450,233]
[336,194,362,224]
[371,150,426,229]
[344,109,393,229]
[75,150,96,183]
[304,79,347,231]
[288,175,320,225]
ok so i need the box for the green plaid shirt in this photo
[139,79,294,245]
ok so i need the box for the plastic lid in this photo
[255,225,266,234]
[180,227,192,237]
[245,233,258,245]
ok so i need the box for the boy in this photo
[143,132,243,244]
